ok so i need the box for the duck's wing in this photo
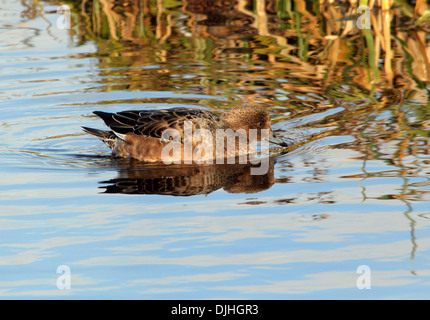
[94,108,224,141]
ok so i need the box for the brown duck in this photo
[82,106,287,163]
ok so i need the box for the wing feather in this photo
[93,108,224,142]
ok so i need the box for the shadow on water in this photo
[99,157,276,196]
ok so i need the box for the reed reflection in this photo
[61,0,430,202]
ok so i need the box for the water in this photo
[1,0,430,299]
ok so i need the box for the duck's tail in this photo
[82,126,118,150]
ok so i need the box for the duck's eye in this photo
[258,122,263,127]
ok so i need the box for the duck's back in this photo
[94,107,227,141]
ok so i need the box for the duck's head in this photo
[222,107,288,147]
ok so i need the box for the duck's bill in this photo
[269,131,289,147]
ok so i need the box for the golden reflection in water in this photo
[19,1,429,185]
[42,0,429,201]
[69,0,430,85]
[65,1,430,112]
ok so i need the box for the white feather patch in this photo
[113,131,127,141]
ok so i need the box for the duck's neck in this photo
[221,111,240,131]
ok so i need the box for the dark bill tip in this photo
[269,131,289,147]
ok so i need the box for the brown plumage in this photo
[82,106,287,163]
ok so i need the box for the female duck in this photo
[82,106,287,163]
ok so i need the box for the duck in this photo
[82,106,287,163]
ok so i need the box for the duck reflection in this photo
[100,158,275,196]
